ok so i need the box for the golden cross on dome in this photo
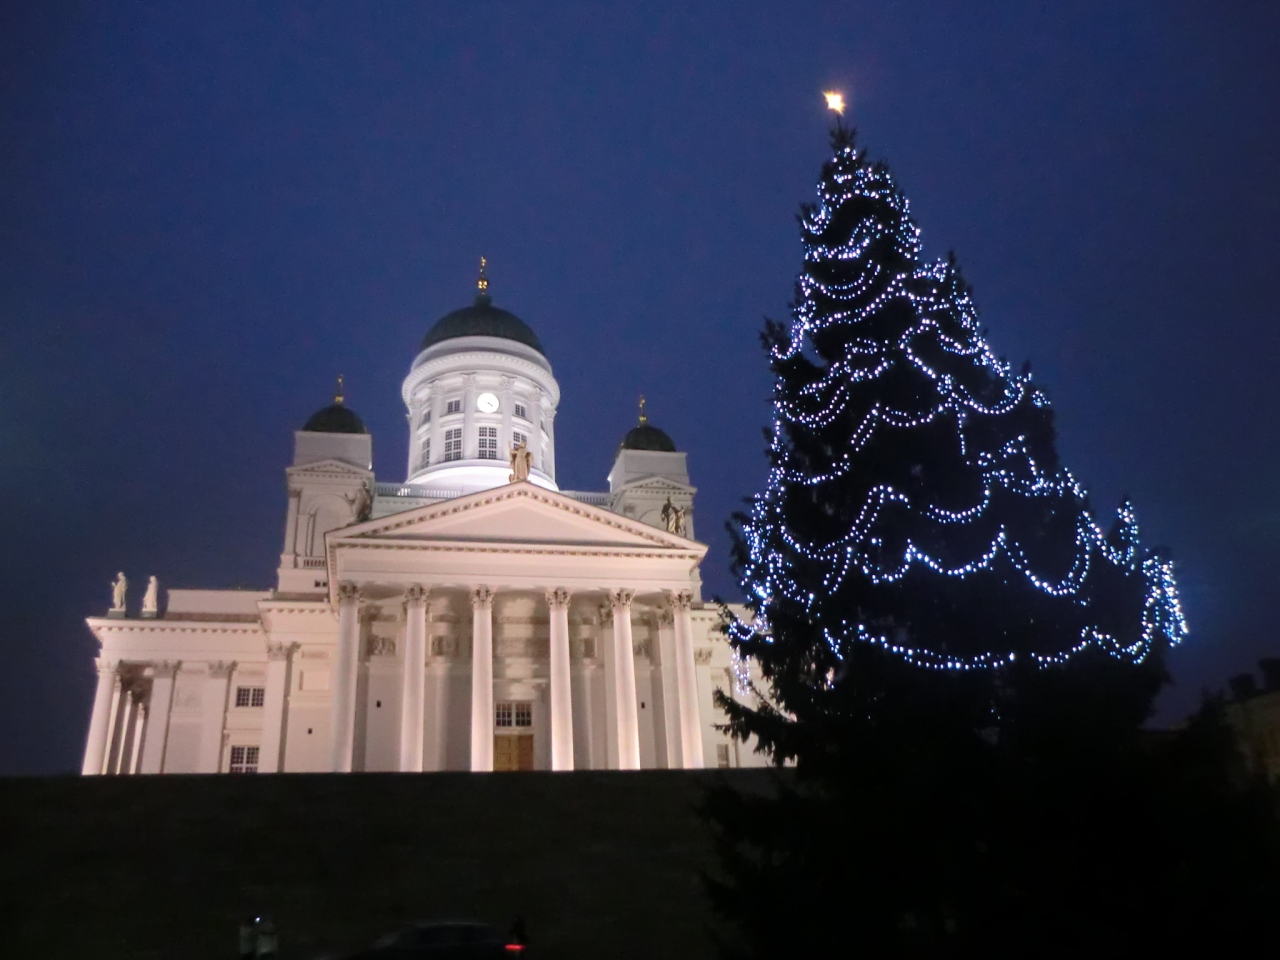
[638,395,647,424]
[335,374,345,405]
[477,256,489,295]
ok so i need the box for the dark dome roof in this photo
[420,293,544,354]
[619,422,677,453]
[303,403,367,434]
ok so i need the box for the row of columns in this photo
[83,651,296,776]
[327,583,704,774]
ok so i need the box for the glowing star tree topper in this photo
[823,90,846,115]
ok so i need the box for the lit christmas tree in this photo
[706,118,1276,960]
[722,123,1186,760]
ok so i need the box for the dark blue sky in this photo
[3,3,1277,774]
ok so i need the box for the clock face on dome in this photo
[476,392,500,414]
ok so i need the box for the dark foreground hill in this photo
[3,769,774,959]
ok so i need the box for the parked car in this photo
[338,920,527,958]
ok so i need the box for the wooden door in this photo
[494,735,535,771]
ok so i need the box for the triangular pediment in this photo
[287,458,374,479]
[330,482,703,552]
[614,475,697,496]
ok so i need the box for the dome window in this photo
[443,428,463,462]
[446,399,462,415]
[478,426,499,460]
[514,403,528,420]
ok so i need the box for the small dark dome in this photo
[303,403,367,434]
[619,422,676,453]
[420,293,544,355]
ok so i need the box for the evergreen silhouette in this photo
[705,126,1277,957]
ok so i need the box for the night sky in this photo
[3,4,1278,775]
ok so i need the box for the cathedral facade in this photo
[81,274,764,775]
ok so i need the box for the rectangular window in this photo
[235,686,265,708]
[229,745,260,773]
[444,428,462,462]
[514,402,527,420]
[496,702,513,728]
[446,399,461,415]
[495,702,532,728]
[716,743,732,769]
[422,409,431,424]
[512,431,528,450]
[419,439,431,467]
[478,425,499,459]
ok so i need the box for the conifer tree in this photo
[703,127,1280,956]
[722,125,1186,763]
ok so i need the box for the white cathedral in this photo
[80,268,765,776]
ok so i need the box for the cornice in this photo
[87,618,264,637]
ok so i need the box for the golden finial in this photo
[477,256,489,296]
[335,374,345,405]
[638,395,647,424]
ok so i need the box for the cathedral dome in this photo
[619,423,676,452]
[420,292,545,355]
[303,403,367,434]
[303,380,367,434]
[618,398,676,453]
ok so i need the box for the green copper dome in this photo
[420,292,545,355]
[303,403,367,434]
[619,423,677,453]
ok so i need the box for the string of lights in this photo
[731,131,1187,672]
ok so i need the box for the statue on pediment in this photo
[111,572,127,613]
[509,440,533,483]
[142,576,159,616]
[661,497,687,537]
[344,482,372,522]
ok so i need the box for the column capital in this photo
[545,587,571,609]
[208,660,236,679]
[266,642,296,663]
[95,658,120,677]
[609,588,634,609]
[152,660,181,678]
[471,585,494,607]
[461,373,478,388]
[669,589,694,611]
[337,581,361,603]
[404,583,429,605]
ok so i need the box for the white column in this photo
[199,662,235,773]
[260,645,293,773]
[462,374,477,459]
[82,659,119,776]
[101,669,125,774]
[530,392,544,473]
[610,589,641,770]
[140,661,178,774]
[400,585,429,772]
[671,591,704,768]
[656,611,683,768]
[126,698,147,774]
[546,588,574,771]
[329,582,362,772]
[469,586,495,771]
[428,380,442,469]
[281,489,301,566]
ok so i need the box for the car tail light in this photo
[504,944,525,954]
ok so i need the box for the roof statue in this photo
[111,572,127,612]
[141,576,159,616]
[509,439,533,483]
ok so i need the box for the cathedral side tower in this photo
[402,261,560,495]
[276,381,374,596]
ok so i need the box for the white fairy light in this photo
[729,132,1188,674]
